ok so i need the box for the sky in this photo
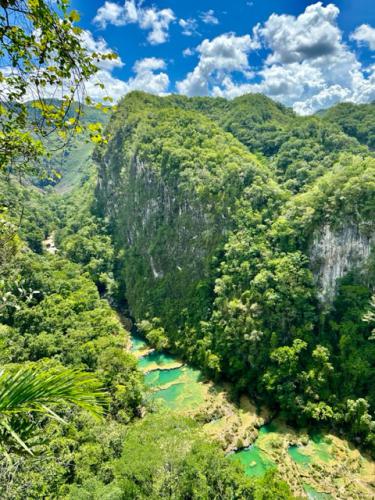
[70,0,375,114]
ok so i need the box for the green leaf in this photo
[68,10,80,22]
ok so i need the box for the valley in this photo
[131,328,375,499]
[1,1,375,497]
[1,91,374,498]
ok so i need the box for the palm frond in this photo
[0,367,108,418]
[0,366,109,454]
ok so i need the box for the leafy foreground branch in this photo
[0,366,108,455]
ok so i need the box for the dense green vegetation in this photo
[67,413,294,499]
[0,2,297,497]
[95,95,280,333]
[35,103,110,192]
[1,2,374,493]
[0,170,295,497]
[96,91,375,455]
[323,101,375,149]
[4,89,369,496]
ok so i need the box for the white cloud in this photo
[176,33,258,96]
[292,84,351,115]
[351,24,375,51]
[253,2,374,113]
[80,30,124,71]
[132,57,165,74]
[1,28,169,105]
[200,10,219,25]
[177,2,375,114]
[258,2,341,65]
[89,2,374,113]
[87,57,169,101]
[183,47,194,57]
[93,0,175,45]
[139,6,175,44]
[125,57,170,95]
[200,9,219,24]
[94,1,128,27]
[80,32,170,101]
[85,70,128,102]
[179,18,199,37]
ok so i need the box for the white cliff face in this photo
[310,224,374,303]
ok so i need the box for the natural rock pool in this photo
[130,332,375,499]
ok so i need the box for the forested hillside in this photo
[96,91,375,454]
[29,102,109,193]
[322,102,375,149]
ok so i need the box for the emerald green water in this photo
[149,367,206,410]
[288,445,312,465]
[230,446,274,477]
[135,336,276,474]
[150,382,186,406]
[258,422,278,435]
[138,351,179,370]
[228,422,275,477]
[131,332,333,487]
[130,334,147,352]
[287,434,332,466]
[134,334,207,412]
[144,367,184,387]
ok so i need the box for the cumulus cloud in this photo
[183,47,194,57]
[81,32,169,101]
[176,33,258,96]
[1,28,168,105]
[93,1,132,27]
[93,0,175,45]
[125,57,169,94]
[139,7,175,44]
[87,57,170,101]
[351,24,375,51]
[253,2,374,113]
[77,31,128,101]
[200,10,219,25]
[88,1,374,113]
[258,2,341,64]
[177,2,375,114]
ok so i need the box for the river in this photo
[130,331,375,499]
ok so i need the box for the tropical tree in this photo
[0,0,115,278]
[0,0,115,175]
[0,365,108,454]
[363,294,375,340]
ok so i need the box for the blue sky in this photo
[70,0,375,113]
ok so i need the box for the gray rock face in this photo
[310,224,374,302]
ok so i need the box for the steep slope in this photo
[28,101,109,193]
[208,152,375,421]
[95,91,281,334]
[96,92,375,453]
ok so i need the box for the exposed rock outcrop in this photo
[310,223,374,302]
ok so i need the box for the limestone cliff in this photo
[311,223,374,302]
[94,92,273,333]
